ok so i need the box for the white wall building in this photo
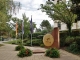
[54,20,80,31]
[48,0,66,4]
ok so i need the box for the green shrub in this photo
[28,32,45,39]
[45,48,60,58]
[60,31,68,47]
[18,48,32,57]
[25,48,33,56]
[60,36,67,47]
[15,45,24,51]
[65,36,74,46]
[37,35,44,39]
[6,39,22,45]
[75,36,80,45]
[40,44,45,47]
[24,39,43,46]
[75,36,80,49]
[72,30,80,36]
[17,48,26,57]
[49,48,60,58]
[69,42,78,53]
[45,48,50,56]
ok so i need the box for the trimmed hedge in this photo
[28,32,45,39]
[24,39,43,46]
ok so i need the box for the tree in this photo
[22,13,36,39]
[40,1,77,36]
[71,0,80,21]
[22,13,30,39]
[40,20,52,32]
[0,0,20,36]
[36,28,41,32]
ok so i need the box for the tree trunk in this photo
[67,24,72,36]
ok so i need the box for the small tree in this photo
[40,20,52,32]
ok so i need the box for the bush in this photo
[17,48,26,57]
[28,32,45,39]
[40,44,45,47]
[60,31,68,47]
[65,36,74,46]
[25,48,33,56]
[69,42,78,53]
[15,45,24,51]
[72,30,80,36]
[75,36,80,49]
[45,48,50,56]
[6,39,22,45]
[60,36,67,47]
[75,36,80,45]
[18,48,32,57]
[45,48,60,58]
[24,39,43,46]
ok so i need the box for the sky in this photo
[13,0,54,28]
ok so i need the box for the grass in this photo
[5,39,22,45]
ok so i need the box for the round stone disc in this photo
[43,34,54,46]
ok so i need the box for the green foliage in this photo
[17,48,26,57]
[40,1,77,36]
[40,20,52,32]
[25,48,33,56]
[15,45,24,51]
[22,13,31,39]
[69,42,78,53]
[6,39,22,45]
[36,28,41,32]
[0,0,20,37]
[67,42,80,54]
[40,44,45,47]
[24,39,43,46]
[75,36,80,45]
[71,30,80,36]
[18,48,32,57]
[45,48,60,58]
[60,37,66,47]
[75,36,80,49]
[32,32,44,39]
[45,48,51,56]
[60,31,68,47]
[65,36,75,46]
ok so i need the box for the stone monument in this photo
[43,27,60,49]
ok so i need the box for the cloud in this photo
[13,0,54,28]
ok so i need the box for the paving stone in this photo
[0,44,80,60]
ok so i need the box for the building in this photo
[54,20,80,31]
[48,0,66,4]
